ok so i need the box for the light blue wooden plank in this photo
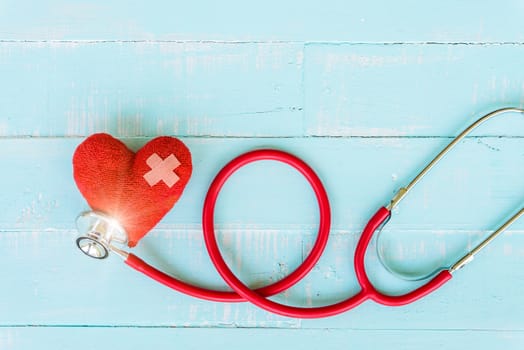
[1,328,524,350]
[0,228,301,327]
[3,43,524,137]
[305,43,524,136]
[2,1,524,42]
[0,137,521,231]
[1,227,523,329]
[0,137,522,328]
[0,42,303,137]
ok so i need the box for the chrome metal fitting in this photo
[75,211,128,259]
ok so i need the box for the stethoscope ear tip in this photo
[75,211,128,260]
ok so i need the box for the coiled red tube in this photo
[126,149,331,302]
[126,149,452,318]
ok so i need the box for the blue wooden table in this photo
[1,1,524,348]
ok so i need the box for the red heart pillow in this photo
[73,133,192,247]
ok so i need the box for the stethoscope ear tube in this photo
[378,107,524,280]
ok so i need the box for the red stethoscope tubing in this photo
[125,149,452,317]
[354,207,452,307]
[125,149,331,302]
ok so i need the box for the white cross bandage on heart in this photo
[143,153,181,188]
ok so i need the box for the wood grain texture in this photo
[1,1,524,349]
[304,44,524,136]
[2,42,524,137]
[1,138,522,231]
[1,328,523,350]
[1,1,524,42]
[0,42,303,137]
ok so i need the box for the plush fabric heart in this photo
[73,133,192,247]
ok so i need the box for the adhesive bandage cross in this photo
[143,153,181,188]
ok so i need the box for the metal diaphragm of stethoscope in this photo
[75,107,524,318]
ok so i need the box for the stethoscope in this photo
[75,107,524,318]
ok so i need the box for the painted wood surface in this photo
[2,328,524,350]
[0,1,523,349]
[2,42,524,137]
[2,1,524,42]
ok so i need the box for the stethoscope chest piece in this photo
[76,211,128,259]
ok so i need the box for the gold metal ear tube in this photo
[381,107,524,276]
[449,208,524,273]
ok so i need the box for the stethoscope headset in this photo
[75,107,523,318]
